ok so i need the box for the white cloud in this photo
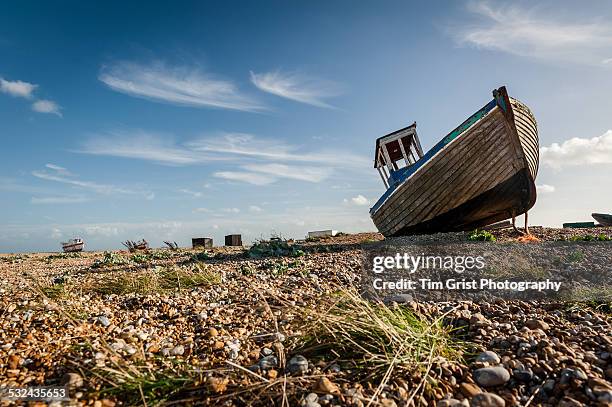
[249,205,263,212]
[222,207,240,213]
[189,132,369,167]
[79,131,203,165]
[179,188,203,198]
[84,225,120,237]
[243,163,331,183]
[193,207,211,213]
[32,170,131,195]
[0,78,37,98]
[349,194,370,206]
[31,164,152,198]
[214,163,330,186]
[540,130,612,169]
[99,61,265,111]
[79,131,370,169]
[50,228,63,239]
[45,163,72,176]
[454,1,612,65]
[31,196,89,204]
[32,99,62,116]
[213,171,276,186]
[250,70,341,108]
[536,184,555,194]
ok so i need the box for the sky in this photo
[2,1,612,252]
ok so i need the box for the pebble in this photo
[62,372,84,389]
[471,392,506,407]
[170,345,185,356]
[525,319,549,331]
[259,355,278,370]
[436,399,465,407]
[97,315,111,327]
[460,382,482,397]
[288,355,309,375]
[473,366,511,387]
[476,351,500,364]
[315,377,340,395]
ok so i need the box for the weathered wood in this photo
[371,87,539,236]
[192,237,213,249]
[592,213,612,226]
[225,234,242,246]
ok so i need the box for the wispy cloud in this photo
[344,194,370,206]
[79,131,204,165]
[536,184,555,194]
[45,163,72,176]
[99,61,265,111]
[453,1,612,65]
[189,133,368,166]
[540,130,612,169]
[179,188,203,198]
[32,99,62,116]
[242,163,331,183]
[77,131,370,185]
[31,195,89,204]
[213,171,276,186]
[250,70,341,108]
[0,77,37,98]
[249,205,263,212]
[31,164,151,198]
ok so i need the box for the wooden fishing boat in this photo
[122,239,149,251]
[61,238,84,253]
[592,213,612,226]
[370,86,539,236]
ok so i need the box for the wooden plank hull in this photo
[371,88,538,237]
[592,213,612,226]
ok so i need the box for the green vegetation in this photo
[45,252,82,261]
[100,369,192,406]
[92,252,128,268]
[468,229,496,242]
[248,240,305,258]
[569,234,612,242]
[94,265,221,295]
[190,251,213,262]
[1,254,29,264]
[566,250,585,263]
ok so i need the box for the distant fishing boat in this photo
[592,213,612,226]
[370,86,539,236]
[61,238,84,253]
[122,239,149,252]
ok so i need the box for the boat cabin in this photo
[374,122,423,189]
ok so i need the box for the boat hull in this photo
[592,213,612,226]
[62,243,84,252]
[371,89,538,237]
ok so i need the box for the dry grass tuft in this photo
[293,287,462,379]
[94,264,221,295]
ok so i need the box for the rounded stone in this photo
[474,366,511,387]
[476,351,501,364]
[471,392,506,407]
[288,355,309,375]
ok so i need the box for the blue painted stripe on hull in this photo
[370,99,498,215]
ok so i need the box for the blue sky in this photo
[2,1,612,252]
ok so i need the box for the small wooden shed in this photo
[192,237,213,249]
[225,234,242,246]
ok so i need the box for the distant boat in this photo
[592,213,612,226]
[61,238,84,253]
[370,86,539,236]
[122,239,149,251]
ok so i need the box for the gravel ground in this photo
[0,229,611,406]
